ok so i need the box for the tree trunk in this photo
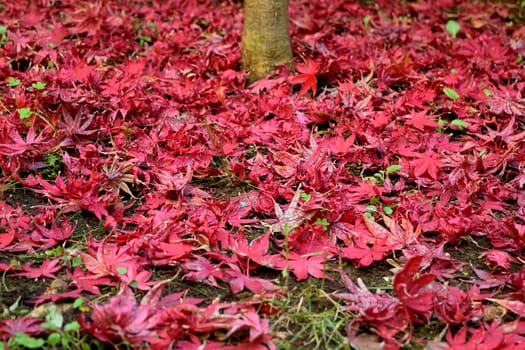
[241,0,293,82]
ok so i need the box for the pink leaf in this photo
[14,258,63,279]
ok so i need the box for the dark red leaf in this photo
[393,256,436,316]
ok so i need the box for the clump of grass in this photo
[268,280,353,350]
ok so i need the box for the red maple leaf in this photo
[117,264,153,291]
[376,214,422,247]
[232,231,281,269]
[341,236,395,267]
[409,151,444,180]
[434,285,486,325]
[32,218,75,248]
[0,230,15,249]
[489,298,525,318]
[445,326,477,349]
[222,308,271,343]
[57,107,99,142]
[275,252,330,281]
[378,52,413,89]
[83,287,162,346]
[147,239,194,266]
[486,84,525,116]
[290,60,320,96]
[182,255,226,288]
[480,249,517,270]
[67,267,115,295]
[346,180,383,202]
[478,115,525,146]
[80,243,146,281]
[14,258,63,279]
[405,83,437,108]
[404,109,438,131]
[58,60,95,84]
[0,125,50,156]
[76,242,152,289]
[249,76,286,93]
[334,272,403,340]
[226,268,280,294]
[0,317,44,339]
[33,289,84,306]
[325,134,356,154]
[393,256,436,317]
[445,322,518,350]
[24,174,111,220]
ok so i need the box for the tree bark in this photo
[241,0,293,82]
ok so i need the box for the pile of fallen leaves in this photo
[1,0,524,348]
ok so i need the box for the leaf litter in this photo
[0,0,525,349]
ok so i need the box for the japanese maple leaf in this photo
[220,197,258,227]
[0,317,44,339]
[14,258,63,279]
[377,214,422,247]
[0,229,15,249]
[248,75,286,93]
[470,266,507,289]
[80,243,148,287]
[57,107,98,140]
[325,134,356,154]
[404,109,438,131]
[434,285,485,325]
[58,60,95,84]
[272,151,300,178]
[67,267,115,295]
[0,125,50,156]
[480,249,517,270]
[378,52,413,89]
[341,235,395,267]
[232,231,279,268]
[226,269,280,294]
[82,287,162,346]
[290,60,320,96]
[488,298,525,318]
[24,174,111,220]
[334,273,400,323]
[20,9,46,27]
[33,289,84,306]
[117,264,153,291]
[275,252,330,281]
[120,58,146,77]
[409,151,443,180]
[182,255,225,288]
[268,185,315,233]
[147,239,194,265]
[445,322,511,350]
[405,83,437,108]
[486,84,525,116]
[223,309,270,343]
[445,326,478,350]
[32,218,75,248]
[393,256,436,316]
[346,180,383,202]
[478,115,525,146]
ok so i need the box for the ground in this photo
[1,0,525,349]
